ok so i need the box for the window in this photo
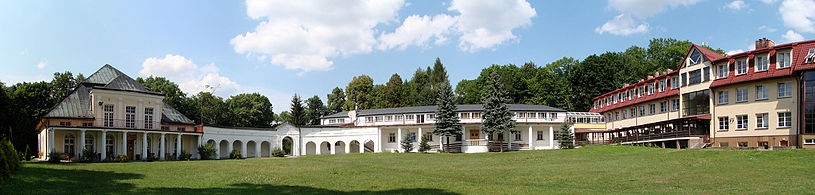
[366,116,374,122]
[736,115,748,130]
[778,82,792,98]
[638,86,645,97]
[472,113,480,119]
[648,83,655,95]
[550,113,558,119]
[720,142,729,147]
[328,119,336,124]
[621,111,627,119]
[659,80,666,92]
[426,132,433,141]
[338,118,345,123]
[757,55,768,72]
[161,126,170,131]
[671,77,679,89]
[718,117,729,131]
[385,115,393,121]
[84,134,94,151]
[717,64,728,78]
[639,106,645,116]
[82,122,92,127]
[629,90,636,100]
[177,127,186,131]
[649,104,656,115]
[103,104,114,127]
[630,108,636,118]
[777,52,791,68]
[106,135,115,154]
[63,134,75,155]
[456,134,462,141]
[778,112,792,128]
[736,60,747,75]
[736,88,748,102]
[405,115,414,120]
[756,113,768,129]
[659,102,667,113]
[703,67,711,81]
[805,139,815,145]
[388,133,396,143]
[536,131,544,140]
[515,132,522,141]
[738,142,748,147]
[144,107,154,129]
[682,90,711,116]
[756,85,768,100]
[528,112,537,119]
[671,99,680,111]
[681,73,687,86]
[59,121,71,126]
[688,69,702,84]
[614,112,619,121]
[718,90,729,105]
[395,115,403,121]
[460,112,471,119]
[125,106,136,128]
[375,116,383,122]
[409,132,416,142]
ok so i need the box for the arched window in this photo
[64,134,75,155]
[85,134,94,151]
[106,134,115,154]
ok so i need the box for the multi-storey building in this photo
[589,38,815,149]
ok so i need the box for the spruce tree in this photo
[418,134,431,153]
[557,123,575,149]
[481,70,517,152]
[433,83,462,153]
[400,131,414,153]
[289,94,307,126]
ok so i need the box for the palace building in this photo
[588,38,815,149]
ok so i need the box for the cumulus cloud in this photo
[449,0,537,52]
[378,14,457,50]
[782,30,805,43]
[759,25,777,33]
[140,54,239,97]
[761,0,779,3]
[595,14,648,35]
[723,0,748,11]
[780,0,815,33]
[726,49,745,56]
[36,60,46,69]
[598,0,702,36]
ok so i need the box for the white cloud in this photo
[36,60,46,69]
[231,0,405,74]
[759,25,777,33]
[726,49,745,56]
[761,0,779,3]
[378,14,457,50]
[140,54,239,97]
[780,0,815,33]
[782,30,805,43]
[449,0,537,52]
[723,0,748,11]
[595,14,648,35]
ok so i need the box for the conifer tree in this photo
[289,94,307,126]
[557,123,575,149]
[400,131,414,153]
[418,134,431,153]
[481,70,517,152]
[433,83,462,153]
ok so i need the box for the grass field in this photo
[3,145,815,194]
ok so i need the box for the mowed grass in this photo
[3,145,815,194]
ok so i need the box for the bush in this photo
[80,147,96,162]
[197,142,217,160]
[179,151,192,161]
[230,150,242,159]
[1,140,19,172]
[400,131,414,153]
[272,147,285,157]
[418,134,431,153]
[117,154,129,163]
[47,151,61,164]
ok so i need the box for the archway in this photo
[364,140,375,153]
[261,141,271,157]
[334,141,346,154]
[282,136,293,155]
[232,140,243,158]
[320,141,331,154]
[247,141,257,158]
[349,140,360,153]
[219,140,229,159]
[306,141,316,155]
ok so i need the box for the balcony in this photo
[50,119,200,133]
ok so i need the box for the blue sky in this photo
[1,0,812,112]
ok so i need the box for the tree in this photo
[405,68,434,106]
[192,92,226,125]
[417,134,431,153]
[430,57,449,90]
[305,95,326,125]
[326,87,345,114]
[278,111,292,124]
[137,76,197,123]
[224,93,274,128]
[383,73,407,108]
[433,83,462,153]
[481,70,517,152]
[400,130,414,153]
[557,123,575,149]
[289,94,307,126]
[344,75,374,111]
[49,71,83,104]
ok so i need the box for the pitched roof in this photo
[44,65,194,124]
[322,104,566,119]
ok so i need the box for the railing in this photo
[50,119,199,133]
[609,129,707,144]
[465,139,487,146]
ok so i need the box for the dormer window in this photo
[688,49,706,65]
[777,52,791,68]
[736,60,747,75]
[756,55,768,72]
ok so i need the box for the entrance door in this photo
[469,130,479,139]
[416,115,424,123]
[127,140,135,160]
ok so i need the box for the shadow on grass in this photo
[145,183,460,194]
[1,166,143,194]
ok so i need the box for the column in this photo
[241,141,247,158]
[227,140,233,157]
[508,131,512,151]
[255,141,261,158]
[48,129,55,154]
[142,132,148,160]
[160,133,166,160]
[315,141,321,155]
[676,140,680,149]
[79,130,86,155]
[214,140,220,159]
[100,131,107,160]
[375,128,382,152]
[122,132,128,155]
[528,125,533,149]
[397,127,402,152]
[417,127,423,153]
[330,141,336,155]
[176,134,181,159]
[549,126,554,149]
[344,141,350,154]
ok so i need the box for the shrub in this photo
[117,154,129,163]
[146,153,157,162]
[80,147,96,162]
[400,131,414,153]
[272,147,285,157]
[47,151,61,164]
[0,145,7,184]
[179,151,192,161]
[230,150,242,159]
[557,123,575,149]
[418,134,431,153]
[197,142,217,160]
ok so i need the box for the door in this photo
[127,140,135,160]
[416,114,424,123]
[469,130,479,139]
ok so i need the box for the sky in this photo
[0,0,812,113]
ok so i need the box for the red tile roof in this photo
[589,83,679,113]
[709,40,815,88]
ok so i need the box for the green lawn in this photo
[3,145,815,194]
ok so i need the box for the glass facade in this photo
[806,71,815,134]
[682,89,710,116]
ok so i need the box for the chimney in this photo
[666,69,673,72]
[654,72,660,77]
[647,75,654,79]
[755,38,776,50]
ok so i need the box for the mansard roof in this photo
[44,64,195,125]
[322,104,567,119]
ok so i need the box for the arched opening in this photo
[282,136,294,155]
[261,141,271,157]
[305,141,316,155]
[219,140,230,159]
[364,140,375,153]
[349,140,360,153]
[106,134,115,159]
[232,140,243,158]
[247,141,257,158]
[320,141,331,154]
[63,133,75,157]
[334,141,346,154]
[84,134,95,152]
